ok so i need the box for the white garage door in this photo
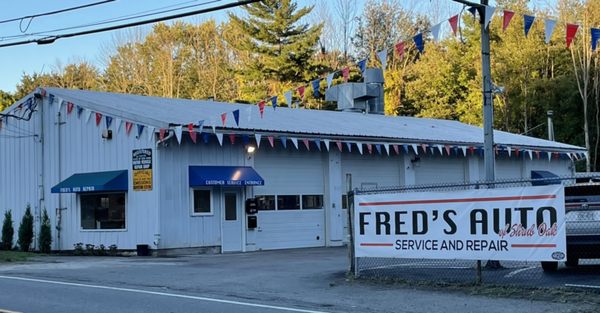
[252,149,325,250]
[415,155,466,185]
[495,157,524,180]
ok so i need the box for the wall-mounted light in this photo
[410,156,421,167]
[246,145,256,154]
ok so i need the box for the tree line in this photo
[1,0,600,170]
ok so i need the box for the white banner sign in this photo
[354,185,566,262]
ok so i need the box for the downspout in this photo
[154,129,172,252]
[156,130,174,148]
[55,109,64,251]
[37,94,44,251]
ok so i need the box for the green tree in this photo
[228,0,323,104]
[0,90,14,111]
[17,205,33,252]
[1,210,14,250]
[38,209,52,254]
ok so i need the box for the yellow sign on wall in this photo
[132,149,152,191]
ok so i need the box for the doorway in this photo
[221,190,243,252]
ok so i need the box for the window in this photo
[256,195,275,211]
[342,195,348,209]
[277,195,300,210]
[224,193,237,221]
[193,189,212,215]
[80,193,126,230]
[302,195,323,209]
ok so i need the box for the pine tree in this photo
[228,0,323,103]
[1,210,14,250]
[17,205,34,252]
[39,209,52,254]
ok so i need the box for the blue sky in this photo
[0,0,554,93]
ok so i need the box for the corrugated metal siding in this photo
[496,156,524,180]
[157,136,246,249]
[341,151,402,190]
[415,153,467,185]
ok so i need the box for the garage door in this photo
[252,149,325,250]
[415,155,466,185]
[495,157,523,180]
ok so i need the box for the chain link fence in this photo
[348,175,600,287]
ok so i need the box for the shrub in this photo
[85,244,95,256]
[73,242,84,255]
[108,244,118,256]
[97,244,107,256]
[17,205,34,252]
[1,210,14,250]
[38,209,52,253]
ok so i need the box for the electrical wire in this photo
[0,0,116,33]
[0,0,221,42]
[0,0,260,48]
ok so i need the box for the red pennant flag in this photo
[159,128,166,141]
[302,138,310,150]
[297,86,306,100]
[566,23,579,48]
[553,152,559,159]
[421,144,428,154]
[448,15,459,36]
[95,112,102,126]
[187,123,197,144]
[535,150,541,159]
[392,144,400,155]
[125,121,133,135]
[514,148,520,157]
[221,112,227,126]
[444,145,451,155]
[229,133,236,144]
[66,102,74,114]
[258,100,266,118]
[367,144,373,154]
[267,136,274,147]
[502,10,515,32]
[468,146,475,155]
[336,141,343,152]
[342,67,350,82]
[395,42,405,60]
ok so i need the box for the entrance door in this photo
[221,190,243,252]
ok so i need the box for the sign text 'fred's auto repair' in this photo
[354,185,566,262]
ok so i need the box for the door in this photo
[221,190,243,252]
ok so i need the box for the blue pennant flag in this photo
[477,147,484,157]
[402,144,409,153]
[592,28,600,51]
[375,144,382,155]
[105,116,113,129]
[198,120,205,134]
[136,124,145,138]
[345,142,352,152]
[202,133,210,144]
[314,138,321,151]
[357,59,367,74]
[233,109,240,126]
[467,6,477,16]
[271,96,278,109]
[413,33,424,54]
[312,79,321,97]
[280,136,287,149]
[524,15,536,37]
[242,134,250,145]
[48,94,55,105]
[77,105,84,117]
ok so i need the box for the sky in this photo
[0,0,555,93]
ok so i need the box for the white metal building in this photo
[0,87,586,253]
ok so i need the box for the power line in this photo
[0,0,260,48]
[0,0,116,32]
[0,0,221,42]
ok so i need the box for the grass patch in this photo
[0,250,37,263]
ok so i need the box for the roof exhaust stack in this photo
[325,68,385,115]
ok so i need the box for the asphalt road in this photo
[0,247,594,313]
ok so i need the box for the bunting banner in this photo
[326,72,335,88]
[233,110,240,126]
[323,139,330,151]
[291,137,299,149]
[430,22,442,42]
[345,142,352,153]
[357,59,367,75]
[503,10,515,32]
[375,144,382,155]
[377,49,388,69]
[255,133,262,148]
[271,96,278,109]
[297,86,306,101]
[411,143,419,155]
[105,116,113,129]
[215,133,224,146]
[524,14,536,37]
[284,90,293,107]
[336,140,343,152]
[312,79,321,97]
[159,128,166,141]
[592,28,600,51]
[413,33,424,54]
[395,42,405,60]
[221,112,227,126]
[188,123,196,143]
[242,134,249,145]
[302,138,310,150]
[281,136,287,149]
[77,105,84,118]
[115,118,122,134]
[484,6,496,29]
[229,133,236,145]
[383,143,390,155]
[448,15,459,36]
[467,6,477,17]
[315,138,321,151]
[198,120,204,133]
[544,19,557,44]
[66,102,74,115]
[342,67,350,82]
[357,142,363,155]
[258,100,266,117]
[136,124,145,138]
[392,144,399,155]
[203,133,210,144]
[95,112,102,126]
[147,127,155,141]
[125,121,133,135]
[566,23,579,48]
[268,136,274,148]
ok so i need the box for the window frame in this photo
[255,195,276,211]
[190,188,214,216]
[301,194,324,210]
[78,192,128,232]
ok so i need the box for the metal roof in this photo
[35,87,584,152]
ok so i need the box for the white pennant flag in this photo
[528,150,533,160]
[548,152,552,161]
[357,143,363,155]
[544,19,557,44]
[484,6,496,29]
[384,143,390,155]
[431,23,442,42]
[147,127,155,141]
[255,133,262,148]
[216,133,223,146]
[57,99,64,113]
[507,146,512,157]
[115,118,122,134]
[323,139,330,151]
[436,144,443,155]
[285,90,293,107]
[461,146,467,156]
[376,49,388,69]
[291,137,299,149]
[174,126,183,144]
[411,143,419,155]
[326,73,335,89]
[210,118,216,133]
[84,109,92,123]
[567,152,572,160]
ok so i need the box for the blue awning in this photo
[189,166,264,187]
[531,170,560,186]
[51,170,128,193]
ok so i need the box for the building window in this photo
[256,195,275,211]
[302,195,323,209]
[277,195,300,210]
[80,193,126,230]
[341,195,348,209]
[192,189,212,215]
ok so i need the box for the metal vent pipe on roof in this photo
[325,68,385,115]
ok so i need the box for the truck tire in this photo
[541,261,558,272]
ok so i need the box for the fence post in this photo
[348,190,357,277]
